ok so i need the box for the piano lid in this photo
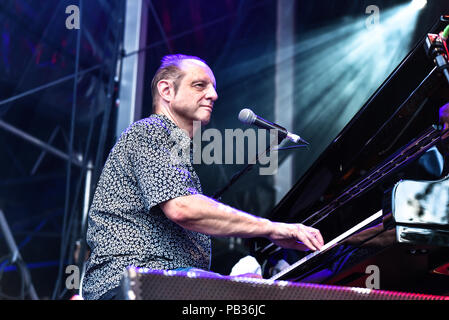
[269,16,449,224]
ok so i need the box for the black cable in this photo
[16,259,26,300]
[0,256,31,300]
[0,254,12,284]
[57,287,68,300]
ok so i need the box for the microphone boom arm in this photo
[212,136,281,200]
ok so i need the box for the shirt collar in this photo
[151,113,193,143]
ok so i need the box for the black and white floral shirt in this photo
[82,114,211,300]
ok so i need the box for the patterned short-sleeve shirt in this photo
[82,114,211,300]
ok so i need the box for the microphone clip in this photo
[424,32,449,85]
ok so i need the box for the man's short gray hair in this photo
[151,54,207,110]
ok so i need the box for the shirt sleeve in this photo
[128,122,201,211]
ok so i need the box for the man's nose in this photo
[206,86,218,101]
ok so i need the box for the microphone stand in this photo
[212,144,274,200]
[210,132,309,271]
[211,132,309,200]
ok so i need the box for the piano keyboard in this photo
[270,210,383,281]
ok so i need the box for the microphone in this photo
[425,29,449,84]
[238,108,309,145]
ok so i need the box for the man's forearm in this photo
[168,194,274,238]
[161,194,324,251]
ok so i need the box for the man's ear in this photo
[157,80,175,103]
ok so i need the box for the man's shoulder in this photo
[123,114,173,140]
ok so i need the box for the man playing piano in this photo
[81,54,324,300]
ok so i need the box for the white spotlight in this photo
[410,0,427,10]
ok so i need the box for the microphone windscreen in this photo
[238,108,256,124]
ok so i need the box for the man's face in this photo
[170,60,218,125]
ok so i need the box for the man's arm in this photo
[160,194,324,251]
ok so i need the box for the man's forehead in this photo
[180,59,216,84]
[181,58,209,69]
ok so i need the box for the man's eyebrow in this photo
[191,78,209,83]
[191,78,216,87]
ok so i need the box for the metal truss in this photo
[0,0,126,300]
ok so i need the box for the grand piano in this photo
[252,15,449,296]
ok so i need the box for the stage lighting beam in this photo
[411,0,427,11]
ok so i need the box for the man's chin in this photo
[198,114,211,125]
[200,118,211,125]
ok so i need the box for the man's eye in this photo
[194,83,205,88]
